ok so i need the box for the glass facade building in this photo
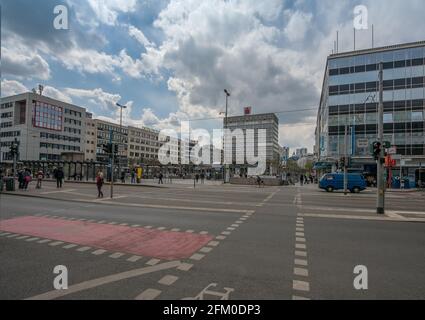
[316,41,425,183]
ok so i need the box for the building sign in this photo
[244,107,252,115]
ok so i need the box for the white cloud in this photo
[1,79,28,97]
[2,46,51,80]
[284,10,313,42]
[65,88,122,111]
[43,86,73,104]
[128,25,155,48]
[86,0,137,26]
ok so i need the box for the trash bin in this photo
[5,178,15,191]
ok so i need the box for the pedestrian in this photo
[300,174,304,186]
[23,169,32,190]
[18,170,25,190]
[55,167,64,188]
[256,175,264,188]
[131,170,136,184]
[36,170,44,189]
[158,172,164,184]
[195,173,200,183]
[96,172,104,198]
[200,172,205,184]
[121,171,126,184]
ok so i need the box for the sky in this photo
[1,0,425,153]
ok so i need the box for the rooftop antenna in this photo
[336,30,339,53]
[354,28,356,51]
[372,24,374,48]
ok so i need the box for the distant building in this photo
[95,119,128,167]
[296,148,308,158]
[128,126,162,165]
[224,112,280,175]
[0,92,85,162]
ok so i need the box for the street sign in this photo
[357,138,368,148]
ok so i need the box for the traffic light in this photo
[102,143,112,154]
[114,144,119,155]
[9,141,19,158]
[372,141,381,161]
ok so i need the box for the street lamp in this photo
[116,103,127,180]
[223,89,230,183]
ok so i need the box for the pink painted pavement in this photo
[0,216,213,260]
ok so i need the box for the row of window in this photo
[64,118,82,126]
[97,124,128,135]
[40,132,81,143]
[129,138,161,146]
[1,103,13,109]
[40,143,81,151]
[129,145,159,152]
[329,77,425,95]
[1,112,13,118]
[64,127,82,135]
[328,122,424,136]
[1,122,13,128]
[129,152,158,159]
[40,154,61,161]
[329,58,425,76]
[328,100,424,115]
[64,109,82,118]
[0,131,20,138]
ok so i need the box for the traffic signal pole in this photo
[377,62,385,214]
[344,125,348,195]
[109,130,114,199]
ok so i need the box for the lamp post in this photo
[116,103,127,181]
[223,89,230,183]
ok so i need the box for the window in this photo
[383,113,393,123]
[412,111,423,121]
[33,101,63,131]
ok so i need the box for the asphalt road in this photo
[0,181,424,300]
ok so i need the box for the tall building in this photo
[316,41,425,183]
[0,92,85,162]
[224,112,280,175]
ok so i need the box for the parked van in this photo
[319,173,367,193]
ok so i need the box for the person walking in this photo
[300,174,304,186]
[23,169,32,190]
[195,173,200,184]
[158,172,164,184]
[131,170,136,184]
[36,170,44,189]
[96,172,104,198]
[120,170,126,184]
[200,172,205,184]
[18,170,25,190]
[55,167,64,188]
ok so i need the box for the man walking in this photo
[55,167,64,188]
[36,170,44,189]
[96,172,104,198]
[300,174,304,186]
[158,172,164,184]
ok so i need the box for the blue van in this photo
[319,173,367,193]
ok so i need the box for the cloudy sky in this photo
[1,0,425,152]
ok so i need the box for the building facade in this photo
[0,92,85,163]
[127,126,163,165]
[95,119,128,167]
[316,41,425,184]
[84,113,97,161]
[224,112,280,175]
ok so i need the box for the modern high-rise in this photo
[316,41,425,184]
[224,112,280,175]
[0,92,85,162]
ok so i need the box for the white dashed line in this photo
[127,255,142,262]
[158,275,179,286]
[190,253,205,261]
[92,249,107,256]
[293,280,310,292]
[77,246,92,252]
[177,263,193,271]
[109,252,125,259]
[146,259,161,266]
[63,244,78,249]
[135,289,162,300]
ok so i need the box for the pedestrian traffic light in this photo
[114,144,119,155]
[372,141,381,161]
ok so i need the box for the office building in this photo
[84,113,97,161]
[0,92,85,162]
[224,112,280,175]
[316,41,425,184]
[95,119,128,167]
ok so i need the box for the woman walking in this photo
[96,172,104,198]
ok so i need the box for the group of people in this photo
[299,174,316,186]
[15,167,65,190]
